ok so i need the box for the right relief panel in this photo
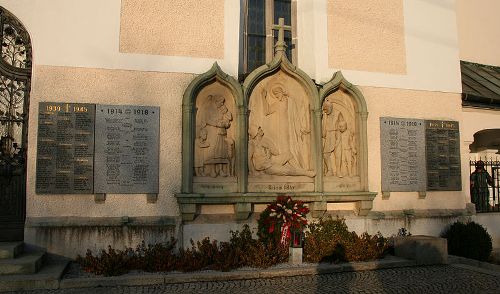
[322,89,361,192]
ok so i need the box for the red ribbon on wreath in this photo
[280,223,291,246]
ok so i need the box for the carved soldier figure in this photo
[197,94,233,177]
[334,113,357,177]
[322,97,337,176]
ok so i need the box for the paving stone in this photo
[5,265,500,294]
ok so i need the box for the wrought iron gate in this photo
[0,7,31,241]
[470,158,500,213]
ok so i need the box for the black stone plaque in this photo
[36,102,95,194]
[380,117,426,191]
[94,104,159,194]
[425,120,461,191]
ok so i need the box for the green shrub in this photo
[77,225,288,276]
[133,239,177,272]
[76,246,132,277]
[442,221,492,261]
[303,216,389,263]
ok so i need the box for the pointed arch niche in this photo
[176,59,376,221]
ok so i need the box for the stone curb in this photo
[448,255,500,274]
[59,257,417,289]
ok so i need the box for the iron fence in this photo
[470,158,500,213]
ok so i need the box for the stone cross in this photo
[272,17,292,54]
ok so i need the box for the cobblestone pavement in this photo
[9,265,500,294]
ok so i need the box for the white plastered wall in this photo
[1,0,461,92]
[0,0,240,76]
[456,0,500,67]
[298,0,462,93]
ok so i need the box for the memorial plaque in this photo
[94,104,159,193]
[380,117,426,192]
[36,102,95,194]
[425,120,461,191]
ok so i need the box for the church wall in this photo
[0,0,240,76]
[1,0,462,93]
[24,65,191,257]
[360,86,468,212]
[27,65,191,218]
[327,0,407,75]
[119,0,225,59]
[301,0,461,93]
[0,0,496,256]
[462,108,500,145]
[456,0,500,67]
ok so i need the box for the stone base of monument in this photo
[289,247,303,264]
[394,235,448,265]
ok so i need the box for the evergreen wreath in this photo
[257,195,309,245]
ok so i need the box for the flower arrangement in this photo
[257,195,309,246]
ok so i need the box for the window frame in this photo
[241,0,297,77]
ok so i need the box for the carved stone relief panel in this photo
[248,71,315,192]
[322,89,361,192]
[193,82,237,193]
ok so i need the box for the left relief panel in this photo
[193,81,237,193]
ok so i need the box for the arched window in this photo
[241,0,296,77]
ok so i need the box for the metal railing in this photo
[470,158,500,213]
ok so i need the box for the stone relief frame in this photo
[319,71,369,192]
[177,54,375,221]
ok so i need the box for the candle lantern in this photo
[290,229,304,248]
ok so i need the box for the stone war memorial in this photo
[1,0,499,264]
[176,22,374,222]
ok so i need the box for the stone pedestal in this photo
[394,235,448,265]
[289,247,303,265]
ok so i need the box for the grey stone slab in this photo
[0,242,23,259]
[380,117,426,192]
[36,102,95,194]
[94,104,160,194]
[0,261,67,292]
[394,235,448,265]
[164,271,261,283]
[425,120,461,191]
[0,251,45,275]
[60,274,165,289]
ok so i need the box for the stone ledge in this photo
[25,216,178,228]
[175,192,377,204]
[176,192,377,220]
[368,208,471,220]
[56,256,415,290]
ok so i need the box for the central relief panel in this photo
[248,71,316,192]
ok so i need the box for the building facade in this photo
[0,0,498,257]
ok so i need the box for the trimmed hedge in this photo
[442,221,492,262]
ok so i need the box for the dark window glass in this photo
[273,0,291,25]
[273,0,292,59]
[247,0,266,73]
[245,0,292,74]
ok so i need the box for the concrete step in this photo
[0,251,45,275]
[0,242,24,259]
[0,260,68,292]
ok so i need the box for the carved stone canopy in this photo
[176,34,374,221]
